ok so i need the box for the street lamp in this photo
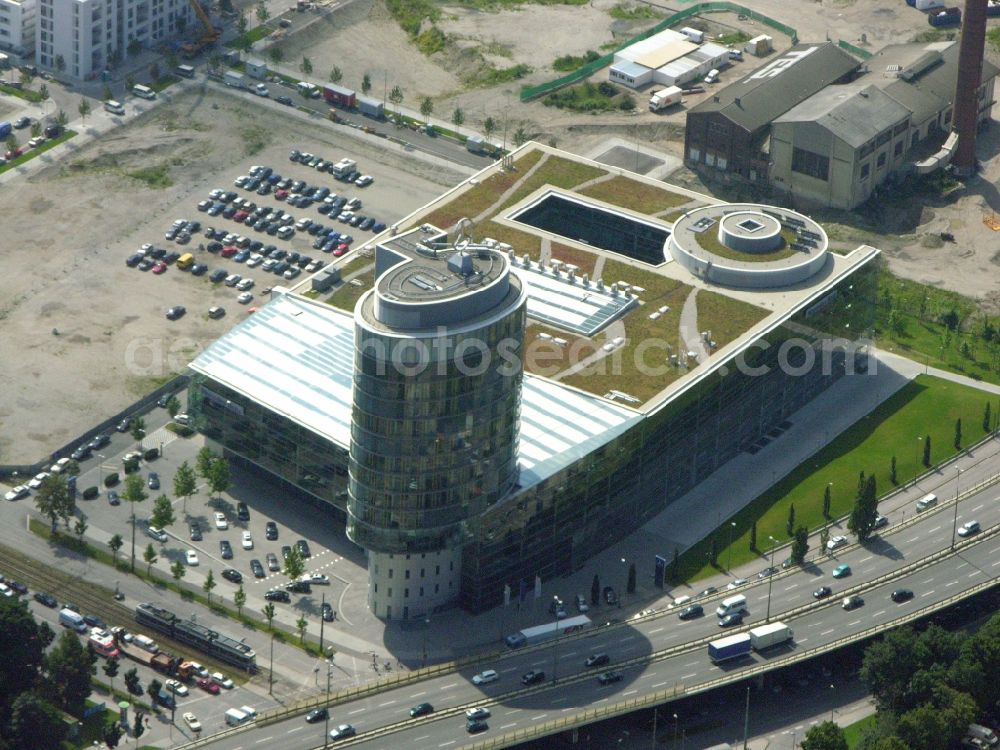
[323,658,334,748]
[726,521,737,574]
[765,536,778,623]
[951,467,962,550]
[421,617,430,668]
[742,684,751,749]
[621,557,628,607]
[914,436,923,486]
[672,713,679,749]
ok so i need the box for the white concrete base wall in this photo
[368,546,463,621]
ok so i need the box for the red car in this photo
[274,189,288,200]
[5,148,23,160]
[332,246,347,257]
[221,245,238,258]
[233,210,249,222]
[196,678,220,695]
[151,261,167,274]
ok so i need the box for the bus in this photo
[132,84,156,100]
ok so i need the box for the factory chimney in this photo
[952,0,989,175]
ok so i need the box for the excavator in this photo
[179,0,220,59]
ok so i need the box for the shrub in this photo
[416,26,446,55]
[83,486,100,500]
[104,472,120,487]
[123,458,140,474]
[598,81,617,97]
[143,448,159,461]
[618,95,636,110]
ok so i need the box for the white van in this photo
[104,100,125,115]
[132,634,158,653]
[704,68,720,84]
[716,594,748,618]
[969,724,999,746]
[239,705,258,720]
[59,608,87,633]
[132,84,156,100]
[224,708,249,726]
[916,493,938,512]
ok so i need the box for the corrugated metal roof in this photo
[688,42,861,134]
[188,291,641,491]
[611,60,652,79]
[774,84,910,147]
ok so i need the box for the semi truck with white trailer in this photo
[505,614,591,648]
[708,633,752,663]
[748,622,793,651]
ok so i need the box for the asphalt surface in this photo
[167,462,1000,749]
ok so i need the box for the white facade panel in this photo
[0,0,35,56]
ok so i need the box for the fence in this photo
[837,39,873,59]
[519,3,798,101]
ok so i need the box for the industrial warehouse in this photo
[187,143,879,619]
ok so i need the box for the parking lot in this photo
[0,84,469,464]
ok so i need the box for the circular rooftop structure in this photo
[669,203,829,289]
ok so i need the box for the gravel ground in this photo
[0,85,464,463]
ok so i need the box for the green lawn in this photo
[576,175,690,215]
[0,82,43,102]
[225,24,273,49]
[677,375,998,583]
[0,130,77,174]
[843,713,877,748]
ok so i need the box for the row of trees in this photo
[0,598,115,750]
[802,612,1000,750]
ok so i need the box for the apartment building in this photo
[0,0,36,58]
[36,0,194,80]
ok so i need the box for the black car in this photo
[678,604,704,620]
[8,581,27,595]
[116,417,132,432]
[107,490,120,506]
[584,653,610,668]
[13,116,30,129]
[276,95,294,106]
[221,568,243,584]
[237,502,250,521]
[265,521,278,540]
[209,269,228,283]
[281,545,292,562]
[147,472,160,490]
[360,217,376,231]
[603,586,618,606]
[467,719,489,734]
[33,591,58,608]
[286,580,311,594]
[521,670,545,685]
[83,614,107,629]
[296,539,312,558]
[813,586,833,599]
[758,567,778,579]
[126,253,142,267]
[191,263,208,276]
[88,433,110,450]
[157,393,172,408]
[305,708,328,723]
[890,588,914,603]
[71,444,92,461]
[410,702,434,717]
[44,123,61,138]
[250,559,265,578]
[719,612,744,628]
[189,523,202,541]
[166,306,186,320]
[265,590,290,603]
[597,671,623,685]
[220,540,234,559]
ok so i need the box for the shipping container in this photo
[323,84,356,109]
[748,622,793,651]
[708,633,751,663]
[357,95,384,119]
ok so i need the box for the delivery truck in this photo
[928,6,960,24]
[224,71,245,89]
[748,622,793,651]
[708,633,752,663]
[649,86,683,112]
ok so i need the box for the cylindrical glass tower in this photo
[347,229,526,618]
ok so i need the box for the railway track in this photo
[0,540,263,682]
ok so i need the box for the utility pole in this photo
[319,592,326,652]
[742,684,751,749]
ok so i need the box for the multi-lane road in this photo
[189,464,1000,749]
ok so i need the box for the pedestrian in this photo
[332,610,337,621]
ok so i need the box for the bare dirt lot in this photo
[0,85,466,463]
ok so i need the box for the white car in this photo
[27,472,51,490]
[183,712,201,732]
[957,520,980,537]
[224,273,242,288]
[165,679,189,696]
[50,457,72,474]
[472,669,498,685]
[4,485,30,501]
[241,531,253,550]
[254,83,269,97]
[237,292,253,304]
[173,413,189,425]
[185,549,199,566]
[209,188,224,200]
[826,535,848,551]
[236,278,254,291]
[304,573,330,585]
[726,578,748,590]
[214,512,228,530]
[211,671,234,689]
[354,175,373,187]
[246,253,263,268]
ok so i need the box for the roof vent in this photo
[714,95,721,103]
[447,252,475,277]
[734,97,741,107]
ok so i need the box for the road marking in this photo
[439,741,456,747]
[683,661,699,668]
[784,584,798,591]
[973,504,984,511]
[409,691,426,698]
[797,637,809,644]
[859,556,873,563]
[946,580,958,587]
[414,736,429,742]
[379,700,396,706]
[650,627,664,634]
[929,526,940,533]
[922,578,935,584]
[681,673,696,679]
[562,707,575,712]
[992,560,1000,567]
[500,723,517,730]
[623,690,638,696]
[652,681,668,688]
[439,682,458,689]
[848,620,861,626]
[287,727,303,733]
[255,738,272,744]
[620,636,636,642]
[531,714,548,721]
[970,572,980,577]
[551,696,568,704]
[348,708,366,715]
[923,590,936,596]
[821,629,834,636]
[906,537,920,544]
[873,610,885,617]
[562,650,577,657]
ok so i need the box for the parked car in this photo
[33,591,58,608]
[166,305,186,320]
[265,521,278,540]
[603,586,618,606]
[214,512,228,530]
[196,678,220,695]
[250,559,265,578]
[221,568,243,583]
[185,550,199,566]
[265,590,290,603]
[220,540,233,559]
